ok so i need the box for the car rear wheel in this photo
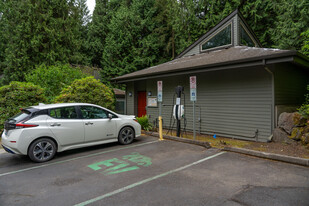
[118,127,135,145]
[28,138,56,163]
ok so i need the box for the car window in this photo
[8,110,31,123]
[49,107,78,119]
[80,106,108,119]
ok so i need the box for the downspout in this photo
[264,62,275,142]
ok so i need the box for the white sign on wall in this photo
[190,76,197,101]
[157,81,163,102]
[190,76,196,89]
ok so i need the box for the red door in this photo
[137,91,147,117]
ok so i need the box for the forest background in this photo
[0,0,308,85]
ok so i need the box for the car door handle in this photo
[85,122,93,125]
[50,123,61,127]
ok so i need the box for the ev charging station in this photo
[158,78,196,139]
[173,86,184,137]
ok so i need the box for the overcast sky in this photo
[86,0,96,15]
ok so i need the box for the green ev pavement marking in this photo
[0,140,158,178]
[76,152,226,206]
[88,152,152,175]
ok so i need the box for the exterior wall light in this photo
[148,91,152,96]
[128,92,132,97]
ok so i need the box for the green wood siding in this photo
[131,66,273,142]
[274,63,309,105]
[126,82,135,115]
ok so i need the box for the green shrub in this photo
[0,81,47,130]
[299,85,309,119]
[26,64,88,102]
[55,76,115,110]
[136,115,152,131]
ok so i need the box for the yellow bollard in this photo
[159,116,163,141]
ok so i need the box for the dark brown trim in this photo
[113,51,299,83]
[116,61,262,83]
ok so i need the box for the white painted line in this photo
[74,151,226,206]
[0,149,6,154]
[0,140,159,177]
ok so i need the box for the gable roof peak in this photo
[176,9,262,59]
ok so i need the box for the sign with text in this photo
[190,76,197,101]
[157,81,163,102]
[190,76,196,89]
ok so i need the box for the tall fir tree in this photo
[87,0,121,68]
[100,0,160,84]
[270,0,309,50]
[0,0,7,74]
[1,0,89,84]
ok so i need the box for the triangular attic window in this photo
[240,24,255,47]
[201,23,232,51]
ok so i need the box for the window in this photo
[80,106,108,119]
[201,24,232,51]
[49,107,77,119]
[115,100,125,114]
[240,24,255,47]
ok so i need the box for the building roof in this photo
[113,88,125,96]
[113,46,308,83]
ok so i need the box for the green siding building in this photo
[114,10,309,142]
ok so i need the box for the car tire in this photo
[28,138,57,163]
[118,127,135,145]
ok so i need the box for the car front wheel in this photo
[118,127,135,145]
[28,138,56,163]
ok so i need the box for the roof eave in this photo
[114,51,301,83]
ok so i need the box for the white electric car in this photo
[1,103,141,162]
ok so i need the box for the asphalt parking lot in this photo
[0,135,309,206]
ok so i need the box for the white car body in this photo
[1,103,141,157]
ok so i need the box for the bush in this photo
[26,64,87,102]
[136,115,152,131]
[0,81,47,130]
[299,85,309,119]
[55,76,115,110]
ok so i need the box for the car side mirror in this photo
[108,113,113,120]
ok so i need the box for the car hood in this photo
[117,114,135,119]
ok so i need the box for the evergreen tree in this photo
[241,0,276,48]
[68,0,91,65]
[301,29,309,56]
[87,0,121,68]
[271,0,309,50]
[1,0,89,84]
[100,0,160,84]
[0,0,7,74]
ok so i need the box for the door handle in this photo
[85,122,93,125]
[50,123,61,127]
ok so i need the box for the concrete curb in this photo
[142,131,309,167]
[143,131,211,148]
[223,147,309,167]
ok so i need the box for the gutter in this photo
[264,64,275,142]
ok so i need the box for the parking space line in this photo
[0,140,159,177]
[74,151,226,206]
[0,149,5,154]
